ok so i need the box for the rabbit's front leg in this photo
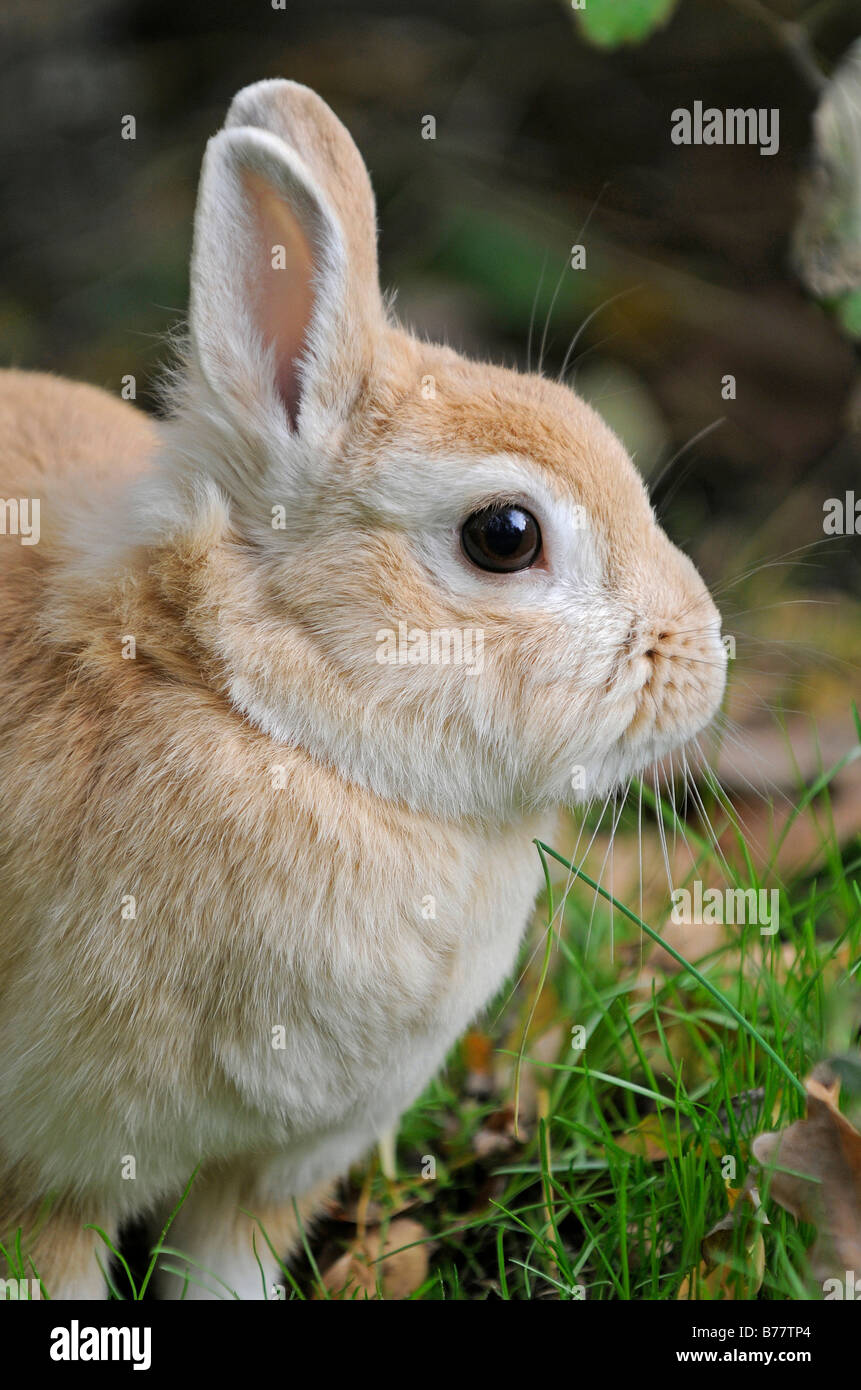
[153,1161,333,1301]
[0,1184,115,1300]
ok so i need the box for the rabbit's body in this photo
[0,372,551,1296]
[0,80,727,1298]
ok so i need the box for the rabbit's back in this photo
[0,370,157,501]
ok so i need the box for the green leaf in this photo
[572,0,679,49]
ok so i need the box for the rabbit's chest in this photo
[215,822,551,1146]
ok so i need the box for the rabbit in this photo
[0,79,727,1300]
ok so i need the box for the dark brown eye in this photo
[460,504,542,573]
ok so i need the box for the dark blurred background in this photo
[1,0,859,846]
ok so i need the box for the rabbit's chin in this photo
[555,727,713,810]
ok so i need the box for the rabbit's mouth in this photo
[597,590,727,752]
[627,642,725,742]
[604,662,726,803]
[558,624,728,805]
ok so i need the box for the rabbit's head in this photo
[153,80,726,819]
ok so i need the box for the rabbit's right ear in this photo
[188,80,385,453]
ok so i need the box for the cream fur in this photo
[0,80,726,1299]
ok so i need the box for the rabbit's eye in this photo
[461,505,542,573]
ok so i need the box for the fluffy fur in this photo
[0,81,726,1299]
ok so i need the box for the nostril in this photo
[658,631,669,642]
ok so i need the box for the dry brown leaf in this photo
[329,1183,421,1225]
[678,1181,767,1300]
[462,1031,494,1101]
[752,1076,861,1284]
[616,1113,676,1161]
[616,1115,731,1164]
[472,1101,519,1160]
[320,1218,429,1300]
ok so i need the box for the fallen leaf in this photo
[462,1030,494,1098]
[752,1073,861,1284]
[616,1113,678,1161]
[472,1101,519,1160]
[328,1183,422,1225]
[320,1218,430,1300]
[679,1179,768,1300]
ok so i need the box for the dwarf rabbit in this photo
[0,80,727,1299]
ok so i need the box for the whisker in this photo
[703,720,799,816]
[537,182,610,376]
[707,536,851,600]
[683,757,737,883]
[649,416,726,499]
[558,286,640,384]
[637,777,644,966]
[493,788,611,1022]
[526,250,549,375]
[692,732,790,877]
[586,781,629,956]
[652,753,675,898]
[568,329,623,384]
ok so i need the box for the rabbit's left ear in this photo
[188,80,385,445]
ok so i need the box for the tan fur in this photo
[1,1189,112,1300]
[0,82,725,1299]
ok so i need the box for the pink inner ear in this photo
[244,172,316,428]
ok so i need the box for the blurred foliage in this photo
[793,37,861,338]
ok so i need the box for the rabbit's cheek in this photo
[608,649,654,703]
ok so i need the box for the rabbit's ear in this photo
[188,81,384,443]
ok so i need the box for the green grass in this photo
[6,713,859,1302]
[292,715,859,1302]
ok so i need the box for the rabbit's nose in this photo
[644,627,672,660]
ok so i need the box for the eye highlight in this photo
[460,504,542,573]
